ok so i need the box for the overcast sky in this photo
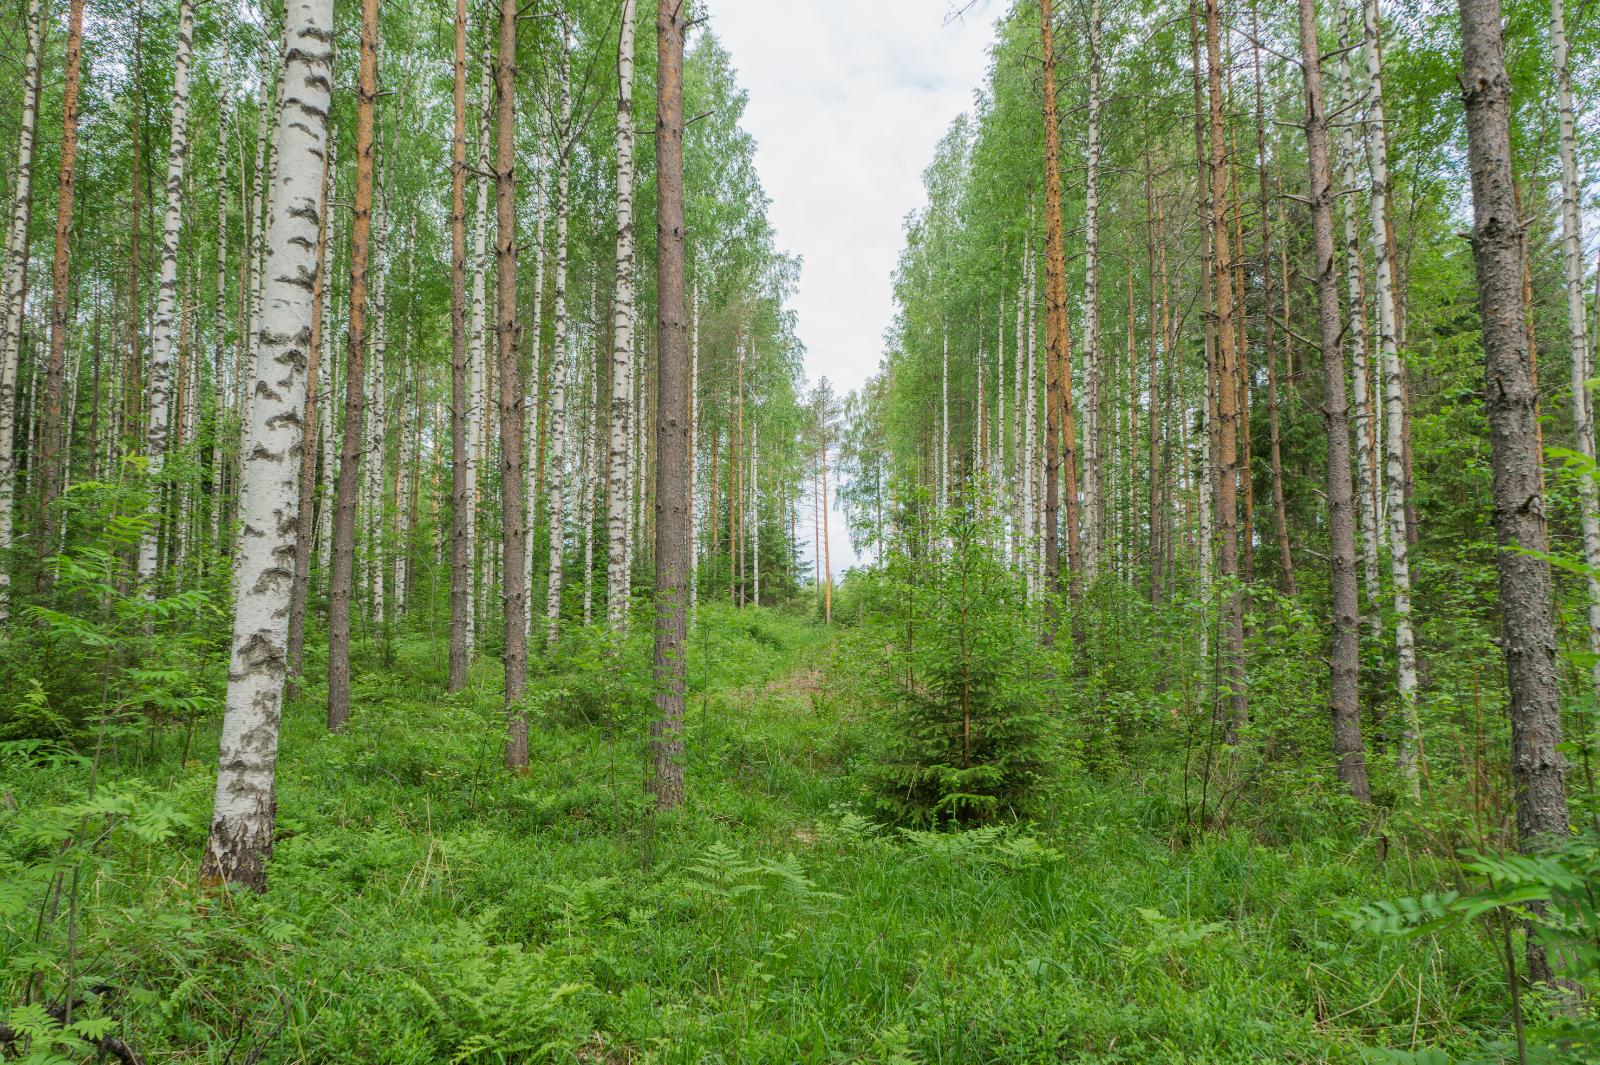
[704,0,997,572]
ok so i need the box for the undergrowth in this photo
[0,605,1533,1063]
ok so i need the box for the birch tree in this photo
[1551,0,1600,689]
[0,0,43,621]
[546,28,573,647]
[1361,0,1420,794]
[200,0,334,890]
[448,0,472,691]
[1336,17,1383,644]
[138,0,197,587]
[1297,0,1372,802]
[1082,0,1104,580]
[607,0,638,630]
[465,38,494,653]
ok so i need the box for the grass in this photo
[1,604,1511,1063]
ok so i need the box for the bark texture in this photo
[328,0,379,733]
[651,0,689,810]
[497,0,529,767]
[1297,0,1371,802]
[201,0,333,890]
[448,0,471,691]
[0,0,43,620]
[37,0,88,547]
[138,0,196,586]
[607,0,639,629]
[1458,0,1568,849]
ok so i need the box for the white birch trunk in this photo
[1024,246,1039,596]
[1337,24,1384,644]
[241,45,281,424]
[940,317,949,515]
[1013,258,1025,566]
[545,33,572,645]
[582,335,596,626]
[1362,0,1420,797]
[627,315,643,585]
[213,53,232,556]
[465,39,493,651]
[976,338,984,504]
[1082,0,1103,580]
[317,269,334,573]
[201,0,332,888]
[997,292,1007,559]
[1553,0,1600,689]
[688,284,699,613]
[366,172,387,623]
[606,0,638,629]
[0,0,42,621]
[752,421,760,606]
[523,164,545,626]
[138,0,196,586]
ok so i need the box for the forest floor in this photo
[2,605,1512,1063]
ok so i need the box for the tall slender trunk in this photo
[731,336,742,604]
[137,0,196,586]
[497,0,529,767]
[466,36,494,653]
[1459,0,1570,980]
[317,199,335,580]
[1082,0,1103,581]
[997,290,1007,559]
[448,0,472,691]
[545,31,572,646]
[1336,18,1383,646]
[752,422,760,605]
[200,0,333,890]
[1361,0,1421,794]
[1039,0,1081,642]
[821,423,831,624]
[607,0,638,629]
[1144,140,1165,604]
[0,0,43,621]
[1250,0,1294,597]
[1204,0,1246,731]
[285,140,332,694]
[940,317,949,513]
[688,285,699,611]
[1297,0,1371,802]
[651,0,690,809]
[1015,240,1027,572]
[1188,1,1215,622]
[524,168,546,605]
[212,51,232,562]
[37,0,87,554]
[1552,0,1600,689]
[365,159,387,621]
[328,0,378,733]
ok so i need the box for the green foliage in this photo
[0,607,1519,1062]
[1357,830,1600,1063]
[0,478,224,748]
[850,490,1058,826]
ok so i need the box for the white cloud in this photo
[704,0,995,572]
